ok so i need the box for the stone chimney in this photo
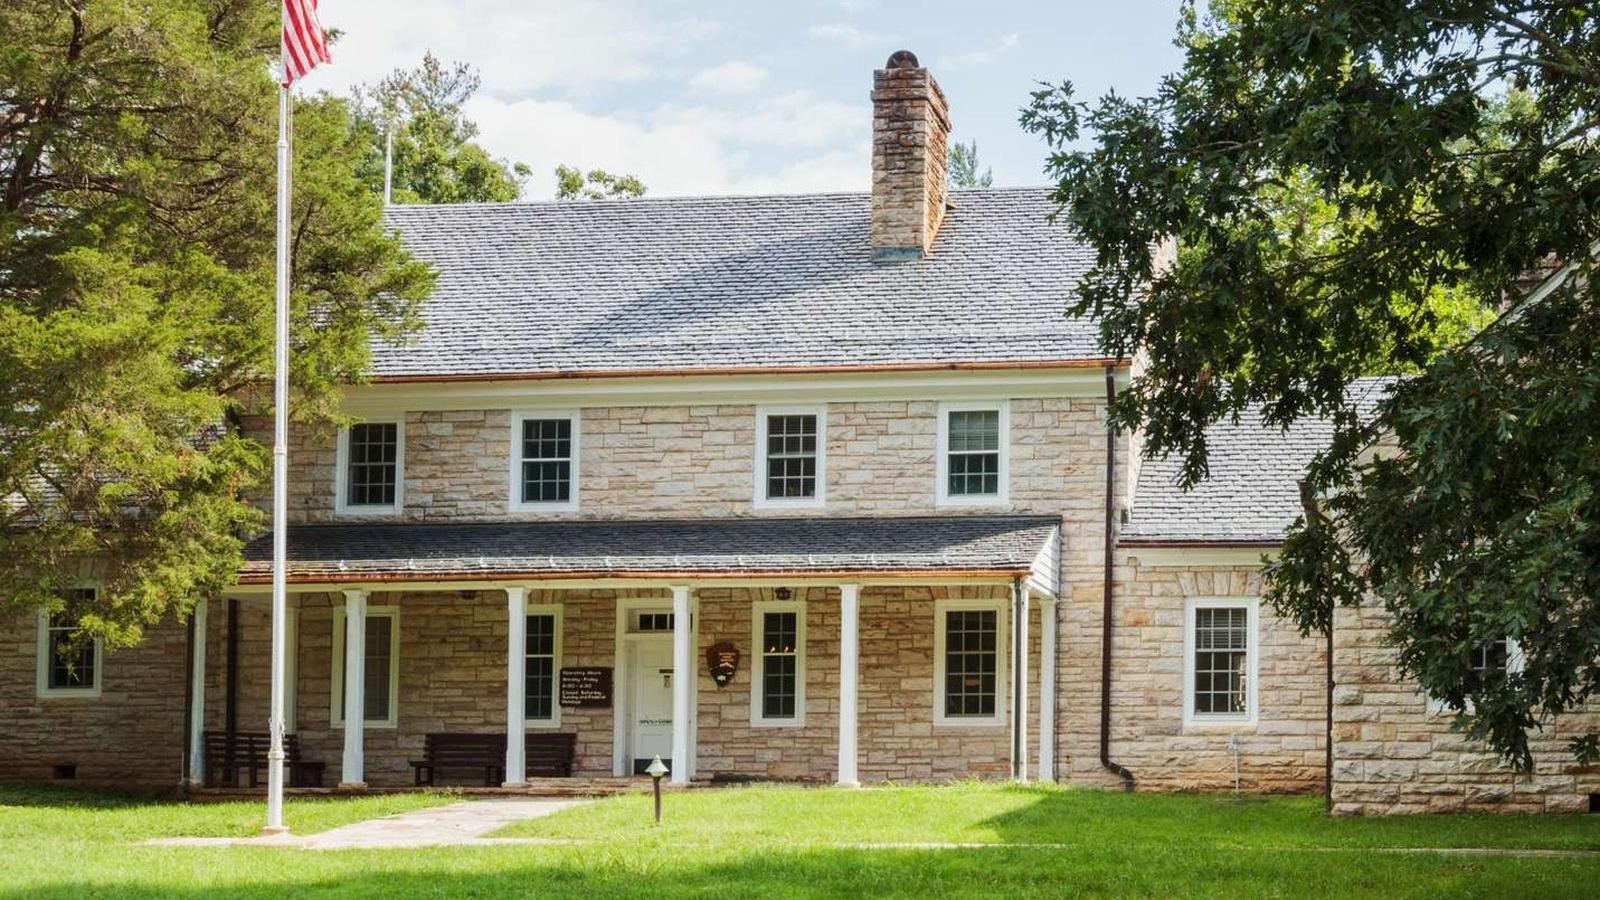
[870,50,951,260]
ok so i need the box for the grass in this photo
[1,781,1598,898]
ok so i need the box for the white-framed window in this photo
[750,599,806,727]
[331,605,400,728]
[1183,597,1258,726]
[335,419,405,515]
[36,589,103,698]
[1426,637,1523,714]
[933,597,1007,727]
[510,410,580,513]
[936,401,1009,506]
[754,406,826,509]
[525,605,563,728]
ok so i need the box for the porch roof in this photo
[237,515,1061,594]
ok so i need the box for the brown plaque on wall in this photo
[559,667,613,708]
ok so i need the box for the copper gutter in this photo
[1117,539,1284,549]
[366,358,1128,385]
[234,566,1032,586]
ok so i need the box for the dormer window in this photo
[754,406,825,509]
[510,411,580,513]
[336,420,404,515]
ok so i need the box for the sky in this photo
[311,1,1188,200]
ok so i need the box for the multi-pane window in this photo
[336,610,397,725]
[345,422,399,508]
[941,608,999,719]
[40,589,100,694]
[1189,603,1252,720]
[764,414,819,501]
[526,613,558,722]
[520,418,573,504]
[636,612,674,632]
[946,410,1001,497]
[760,611,798,720]
[1430,638,1518,713]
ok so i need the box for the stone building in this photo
[3,52,1595,814]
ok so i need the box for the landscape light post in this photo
[646,755,669,825]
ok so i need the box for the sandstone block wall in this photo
[1331,602,1600,815]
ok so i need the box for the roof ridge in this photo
[382,184,1052,214]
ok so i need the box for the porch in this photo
[187,516,1062,791]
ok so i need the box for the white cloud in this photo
[807,23,888,50]
[937,33,1021,70]
[688,61,769,95]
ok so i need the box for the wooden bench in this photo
[203,731,325,788]
[409,732,578,785]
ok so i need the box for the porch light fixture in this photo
[645,755,669,825]
[774,588,792,601]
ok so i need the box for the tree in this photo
[554,164,646,201]
[0,1,432,647]
[1022,1,1600,768]
[948,139,993,188]
[353,53,529,204]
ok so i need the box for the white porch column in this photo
[1011,581,1030,782]
[670,584,692,785]
[1038,596,1058,783]
[837,583,861,787]
[504,586,528,787]
[187,598,208,786]
[339,589,368,789]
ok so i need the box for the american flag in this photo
[282,0,331,86]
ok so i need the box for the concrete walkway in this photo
[149,798,584,850]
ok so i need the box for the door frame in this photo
[612,596,698,777]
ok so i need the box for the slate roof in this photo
[238,515,1061,586]
[375,188,1108,379]
[1121,379,1396,545]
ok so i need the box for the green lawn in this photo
[2,781,1598,898]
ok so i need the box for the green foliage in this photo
[0,1,432,645]
[948,139,994,188]
[1023,0,1600,767]
[353,52,527,204]
[554,163,647,201]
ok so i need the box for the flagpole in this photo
[264,68,292,836]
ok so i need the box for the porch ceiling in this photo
[237,515,1060,593]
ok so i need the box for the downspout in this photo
[1101,366,1135,790]
[1011,576,1025,779]
[180,612,196,795]
[1325,612,1334,812]
[225,598,240,777]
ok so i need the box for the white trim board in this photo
[331,603,401,729]
[752,405,827,511]
[508,409,582,514]
[523,603,564,729]
[1127,547,1278,568]
[935,400,1010,508]
[932,596,1009,728]
[333,418,406,518]
[35,603,104,699]
[1181,596,1260,729]
[749,599,807,727]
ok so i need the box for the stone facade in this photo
[1331,602,1600,815]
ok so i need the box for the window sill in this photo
[750,717,806,729]
[935,495,1009,508]
[932,717,1007,729]
[1181,718,1257,732]
[333,506,403,519]
[525,719,562,730]
[36,688,101,700]
[509,502,580,515]
[332,721,399,730]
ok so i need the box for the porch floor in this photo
[187,776,709,801]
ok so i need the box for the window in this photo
[751,601,805,726]
[336,420,404,514]
[510,411,579,512]
[332,606,400,727]
[936,402,1008,505]
[933,598,1006,726]
[36,589,102,697]
[1184,598,1257,725]
[1427,637,1522,714]
[636,612,675,632]
[754,406,825,508]
[525,608,562,726]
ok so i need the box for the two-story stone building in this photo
[4,52,1596,815]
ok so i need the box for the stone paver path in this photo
[148,798,584,850]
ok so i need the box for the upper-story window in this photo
[336,420,404,515]
[1183,597,1257,726]
[510,411,580,513]
[36,588,102,698]
[936,401,1009,505]
[754,406,825,509]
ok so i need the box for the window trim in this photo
[1182,597,1259,727]
[932,597,1008,728]
[935,401,1010,507]
[334,419,406,517]
[749,599,807,727]
[508,410,581,513]
[1426,637,1524,715]
[752,405,827,510]
[524,604,564,729]
[35,597,104,699]
[331,604,401,729]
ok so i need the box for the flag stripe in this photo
[281,0,331,86]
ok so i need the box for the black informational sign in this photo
[559,667,613,708]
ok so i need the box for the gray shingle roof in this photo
[239,515,1061,583]
[1122,379,1396,545]
[375,188,1106,379]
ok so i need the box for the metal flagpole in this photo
[264,66,292,836]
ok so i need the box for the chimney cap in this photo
[885,49,920,69]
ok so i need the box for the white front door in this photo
[629,638,675,774]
